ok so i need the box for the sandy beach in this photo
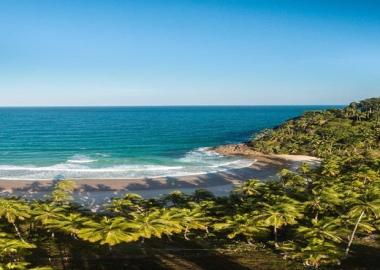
[0,144,320,202]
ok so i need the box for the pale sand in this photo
[0,147,319,202]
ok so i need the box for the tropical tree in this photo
[0,199,31,241]
[235,179,264,197]
[214,213,269,244]
[297,218,343,244]
[175,202,211,240]
[77,217,139,246]
[32,202,66,226]
[128,208,182,240]
[344,185,380,255]
[0,231,52,270]
[107,193,146,214]
[43,213,90,237]
[304,186,342,221]
[51,180,76,205]
[256,196,303,245]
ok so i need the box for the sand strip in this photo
[0,146,319,202]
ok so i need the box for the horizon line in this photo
[0,104,345,108]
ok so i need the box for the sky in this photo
[0,0,379,106]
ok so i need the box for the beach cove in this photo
[0,145,319,204]
[0,106,328,203]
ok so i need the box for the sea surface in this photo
[0,106,338,180]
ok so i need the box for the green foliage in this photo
[51,179,76,205]
[250,97,380,158]
[77,217,139,246]
[0,199,31,224]
[0,97,379,269]
[214,213,269,242]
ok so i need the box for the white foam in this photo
[0,148,254,180]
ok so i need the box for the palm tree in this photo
[294,218,344,268]
[0,231,52,270]
[321,158,341,177]
[43,213,90,237]
[301,239,342,269]
[107,193,146,214]
[344,186,380,255]
[161,191,189,206]
[352,166,378,185]
[235,179,264,197]
[214,213,269,244]
[77,217,139,246]
[256,197,303,245]
[174,203,211,240]
[0,199,31,242]
[128,208,182,240]
[279,169,307,192]
[32,202,66,226]
[297,218,343,244]
[51,180,76,205]
[305,186,342,221]
[41,213,89,270]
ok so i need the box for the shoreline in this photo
[0,144,320,200]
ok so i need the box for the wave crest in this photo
[0,148,253,180]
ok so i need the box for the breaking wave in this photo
[0,148,253,180]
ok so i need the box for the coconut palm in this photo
[0,231,51,270]
[32,202,66,226]
[0,199,31,242]
[43,213,90,237]
[321,158,341,177]
[214,213,269,244]
[235,179,264,197]
[107,193,146,214]
[301,239,342,269]
[344,186,380,255]
[128,208,182,240]
[297,218,343,244]
[256,197,303,245]
[161,190,190,206]
[51,180,76,205]
[305,186,342,221]
[277,218,344,269]
[174,203,211,240]
[77,216,139,246]
[279,169,308,192]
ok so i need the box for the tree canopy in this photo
[0,97,379,269]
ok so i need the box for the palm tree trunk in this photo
[12,222,25,242]
[184,226,190,240]
[345,210,365,256]
[274,216,278,246]
[57,241,67,270]
[274,225,278,244]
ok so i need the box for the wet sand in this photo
[0,148,320,202]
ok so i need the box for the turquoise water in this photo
[0,106,338,180]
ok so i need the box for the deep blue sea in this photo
[0,106,338,180]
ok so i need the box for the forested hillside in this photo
[251,97,380,157]
[0,98,379,270]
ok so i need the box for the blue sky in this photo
[0,0,379,106]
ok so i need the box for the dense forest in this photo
[0,98,379,270]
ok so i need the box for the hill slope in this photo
[250,97,380,158]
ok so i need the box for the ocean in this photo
[0,106,338,180]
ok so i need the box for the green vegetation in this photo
[0,97,379,269]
